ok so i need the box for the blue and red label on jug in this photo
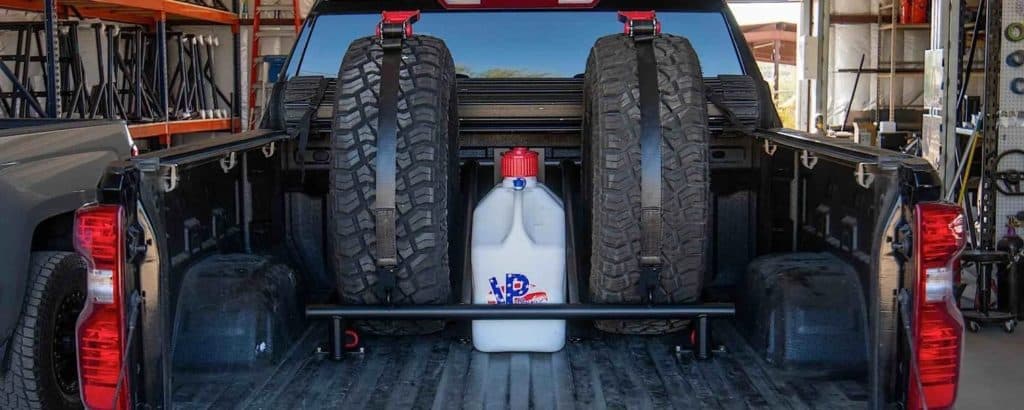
[487,273,549,304]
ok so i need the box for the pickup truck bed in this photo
[172,322,866,409]
[69,3,960,408]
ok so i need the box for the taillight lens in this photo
[909,202,966,410]
[74,204,129,410]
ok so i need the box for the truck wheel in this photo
[0,252,86,410]
[329,35,458,335]
[583,34,710,334]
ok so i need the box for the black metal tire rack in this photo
[307,160,737,360]
[0,0,242,147]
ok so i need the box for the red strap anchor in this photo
[377,10,421,38]
[618,11,661,36]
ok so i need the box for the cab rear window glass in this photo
[288,11,743,79]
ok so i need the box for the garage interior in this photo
[0,0,1020,409]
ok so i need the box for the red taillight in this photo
[74,204,129,410]
[909,202,966,410]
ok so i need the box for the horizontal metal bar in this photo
[133,128,285,164]
[306,303,736,320]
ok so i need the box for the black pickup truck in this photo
[69,1,965,409]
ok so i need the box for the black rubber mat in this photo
[172,322,867,409]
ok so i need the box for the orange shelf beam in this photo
[0,0,43,13]
[130,118,239,145]
[0,0,238,26]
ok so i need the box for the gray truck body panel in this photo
[0,120,132,355]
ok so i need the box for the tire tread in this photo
[329,35,458,335]
[583,34,710,334]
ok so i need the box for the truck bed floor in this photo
[172,322,867,409]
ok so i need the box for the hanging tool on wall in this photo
[993,150,1024,196]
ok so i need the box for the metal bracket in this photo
[855,163,875,189]
[618,11,661,36]
[800,150,818,169]
[219,152,237,173]
[262,142,276,158]
[763,139,778,156]
[161,165,179,193]
[377,11,420,40]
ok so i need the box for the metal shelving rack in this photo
[0,0,242,146]
[875,0,932,124]
[979,0,1000,249]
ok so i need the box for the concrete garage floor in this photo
[959,327,1024,409]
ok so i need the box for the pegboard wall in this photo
[995,0,1024,239]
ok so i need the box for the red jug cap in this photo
[501,147,538,178]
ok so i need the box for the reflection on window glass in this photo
[292,11,742,79]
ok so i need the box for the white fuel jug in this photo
[471,147,566,353]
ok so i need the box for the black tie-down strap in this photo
[620,11,663,304]
[374,11,420,303]
[281,75,329,181]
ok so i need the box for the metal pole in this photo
[43,0,60,117]
[233,0,242,127]
[841,54,866,132]
[939,0,965,190]
[105,25,116,118]
[889,0,898,123]
[331,316,346,361]
[980,0,1001,249]
[157,15,169,127]
[814,0,830,130]
[135,29,143,120]
[306,304,738,320]
[695,315,710,360]
[242,151,252,253]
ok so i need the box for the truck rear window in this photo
[287,11,743,79]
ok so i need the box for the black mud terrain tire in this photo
[329,35,459,335]
[583,34,710,334]
[0,252,87,410]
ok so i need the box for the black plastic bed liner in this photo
[172,322,867,409]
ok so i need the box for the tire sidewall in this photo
[21,253,86,410]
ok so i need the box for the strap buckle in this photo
[618,11,661,37]
[377,10,421,41]
[376,265,397,305]
[640,264,661,304]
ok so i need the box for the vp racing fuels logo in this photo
[487,273,548,304]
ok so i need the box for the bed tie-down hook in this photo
[763,139,778,156]
[855,163,875,189]
[800,150,818,170]
[220,152,237,173]
[262,142,276,158]
[162,165,179,193]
